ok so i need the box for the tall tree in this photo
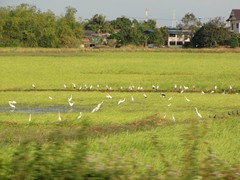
[191,17,230,48]
[85,14,109,33]
[177,13,202,32]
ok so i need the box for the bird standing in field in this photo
[77,112,82,119]
[195,107,202,118]
[28,114,32,122]
[9,101,16,109]
[68,95,73,102]
[58,112,61,122]
[68,101,74,107]
[49,96,53,100]
[64,84,67,89]
[92,101,104,113]
[118,98,126,105]
[32,84,36,89]
[72,83,76,89]
[131,96,134,102]
[172,114,175,121]
[184,96,190,102]
[143,94,147,98]
[106,94,112,99]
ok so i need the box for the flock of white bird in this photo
[7,83,237,123]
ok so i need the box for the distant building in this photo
[226,9,240,34]
[167,28,191,47]
[82,30,110,47]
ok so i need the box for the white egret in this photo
[106,94,112,99]
[120,86,123,90]
[118,98,126,105]
[9,101,16,109]
[210,90,215,94]
[96,84,100,88]
[156,85,159,90]
[214,85,217,90]
[64,84,67,89]
[77,112,82,119]
[92,101,104,113]
[168,97,172,101]
[72,83,76,89]
[131,96,134,102]
[201,91,205,95]
[29,114,32,122]
[152,85,155,89]
[68,95,73,102]
[58,112,61,122]
[168,103,172,107]
[180,90,184,93]
[68,101,74,107]
[32,84,36,88]
[49,96,53,100]
[89,85,93,90]
[174,84,177,89]
[183,86,189,90]
[195,107,202,118]
[184,96,190,102]
[172,114,175,121]
[143,94,147,98]
[79,86,82,90]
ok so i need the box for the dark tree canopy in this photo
[191,17,230,48]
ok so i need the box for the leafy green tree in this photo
[85,14,109,33]
[110,17,133,45]
[177,13,202,32]
[192,17,230,48]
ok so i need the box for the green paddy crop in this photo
[0,51,240,178]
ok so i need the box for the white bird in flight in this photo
[195,107,202,118]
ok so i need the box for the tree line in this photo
[0,4,239,48]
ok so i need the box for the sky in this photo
[0,0,239,27]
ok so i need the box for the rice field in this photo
[0,51,240,178]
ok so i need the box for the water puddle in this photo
[0,105,88,114]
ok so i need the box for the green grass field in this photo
[0,51,240,178]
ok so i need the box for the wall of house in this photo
[231,21,240,34]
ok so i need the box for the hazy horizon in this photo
[1,0,239,27]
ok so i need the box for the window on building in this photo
[170,41,176,45]
[237,23,239,29]
[177,41,183,45]
[232,24,234,30]
[170,34,176,37]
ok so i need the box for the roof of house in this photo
[227,9,240,21]
[168,28,191,35]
